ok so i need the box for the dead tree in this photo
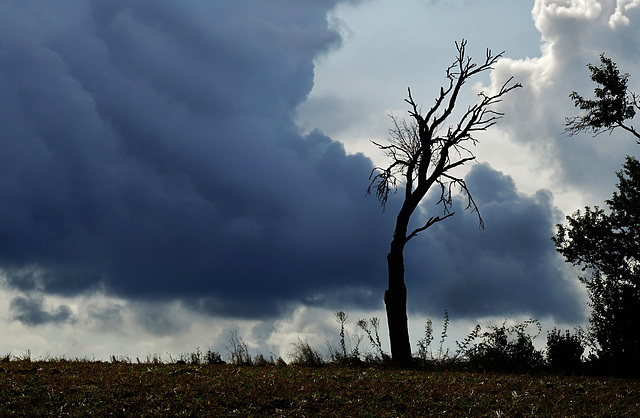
[368,40,521,365]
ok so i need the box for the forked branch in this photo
[368,39,518,241]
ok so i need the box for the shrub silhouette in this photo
[467,320,544,372]
[546,328,584,374]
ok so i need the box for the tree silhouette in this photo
[368,40,521,364]
[553,157,640,376]
[559,54,640,376]
[565,54,640,142]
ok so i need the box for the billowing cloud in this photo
[484,0,640,211]
[609,0,640,27]
[403,164,584,322]
[0,0,390,319]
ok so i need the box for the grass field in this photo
[1,359,639,416]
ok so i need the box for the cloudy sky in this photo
[1,0,639,361]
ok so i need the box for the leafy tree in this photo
[553,157,640,375]
[367,40,521,364]
[565,54,640,141]
[559,54,640,375]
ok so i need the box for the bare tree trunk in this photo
[385,242,412,365]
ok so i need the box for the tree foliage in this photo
[553,157,640,375]
[565,54,640,141]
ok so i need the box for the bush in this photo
[205,349,225,365]
[467,319,544,372]
[546,328,584,374]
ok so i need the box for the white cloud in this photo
[609,0,640,27]
[479,0,639,213]
[535,0,603,21]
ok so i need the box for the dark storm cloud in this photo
[405,163,583,322]
[0,0,389,317]
[10,296,74,326]
[0,1,581,324]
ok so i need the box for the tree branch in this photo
[369,39,517,238]
[405,212,456,243]
[619,123,640,143]
[564,54,639,142]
